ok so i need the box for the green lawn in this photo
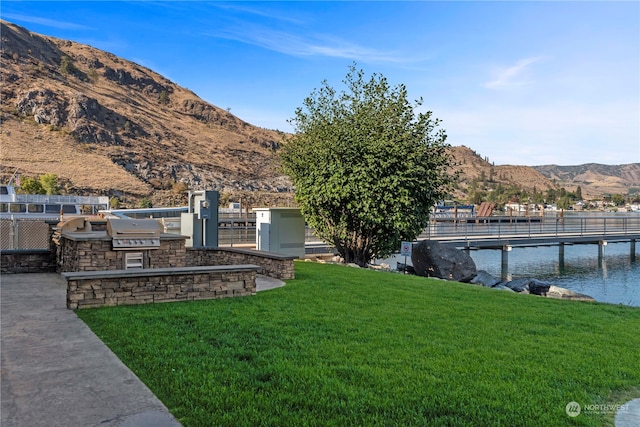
[77,261,640,426]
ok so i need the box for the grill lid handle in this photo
[113,230,158,235]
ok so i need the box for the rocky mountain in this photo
[1,21,635,207]
[533,163,640,199]
[449,145,557,197]
[0,20,292,207]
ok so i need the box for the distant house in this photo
[504,203,543,214]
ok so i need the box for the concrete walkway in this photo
[1,273,182,427]
[256,274,286,291]
[616,398,640,427]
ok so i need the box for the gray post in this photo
[558,242,565,270]
[501,245,510,280]
[631,239,636,263]
[598,240,606,267]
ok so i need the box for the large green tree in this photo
[280,65,454,266]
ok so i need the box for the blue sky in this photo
[2,1,639,166]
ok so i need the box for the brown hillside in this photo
[1,20,292,206]
[533,163,640,199]
[448,146,557,199]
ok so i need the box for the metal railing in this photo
[218,225,257,247]
[13,194,109,205]
[422,214,640,242]
[217,213,256,247]
[218,214,640,250]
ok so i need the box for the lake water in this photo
[468,243,640,307]
[381,242,640,307]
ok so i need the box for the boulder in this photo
[503,278,595,301]
[503,278,533,293]
[369,263,391,271]
[526,279,552,296]
[470,270,501,287]
[396,262,416,275]
[544,285,595,302]
[411,240,477,282]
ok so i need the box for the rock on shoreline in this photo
[410,240,596,302]
[470,270,595,302]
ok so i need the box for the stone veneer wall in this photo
[5,230,296,282]
[1,249,57,274]
[187,247,296,280]
[1,220,58,274]
[4,223,296,310]
[57,236,187,272]
[63,265,258,309]
[55,233,295,309]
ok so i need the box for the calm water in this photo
[468,243,640,307]
[382,242,640,307]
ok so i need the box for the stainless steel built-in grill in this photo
[107,218,162,250]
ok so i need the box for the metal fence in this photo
[422,214,640,242]
[218,225,257,247]
[0,219,51,250]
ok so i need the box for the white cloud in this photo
[484,56,546,89]
[208,26,404,63]
[2,13,92,30]
[211,3,305,25]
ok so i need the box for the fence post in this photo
[230,217,234,247]
[12,218,18,249]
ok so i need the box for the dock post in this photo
[598,240,607,266]
[631,239,636,263]
[558,243,565,270]
[501,245,511,280]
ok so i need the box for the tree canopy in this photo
[17,173,60,195]
[280,65,455,266]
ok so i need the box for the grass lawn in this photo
[77,261,640,426]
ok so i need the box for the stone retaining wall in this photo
[1,250,57,274]
[63,265,259,309]
[187,247,296,280]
